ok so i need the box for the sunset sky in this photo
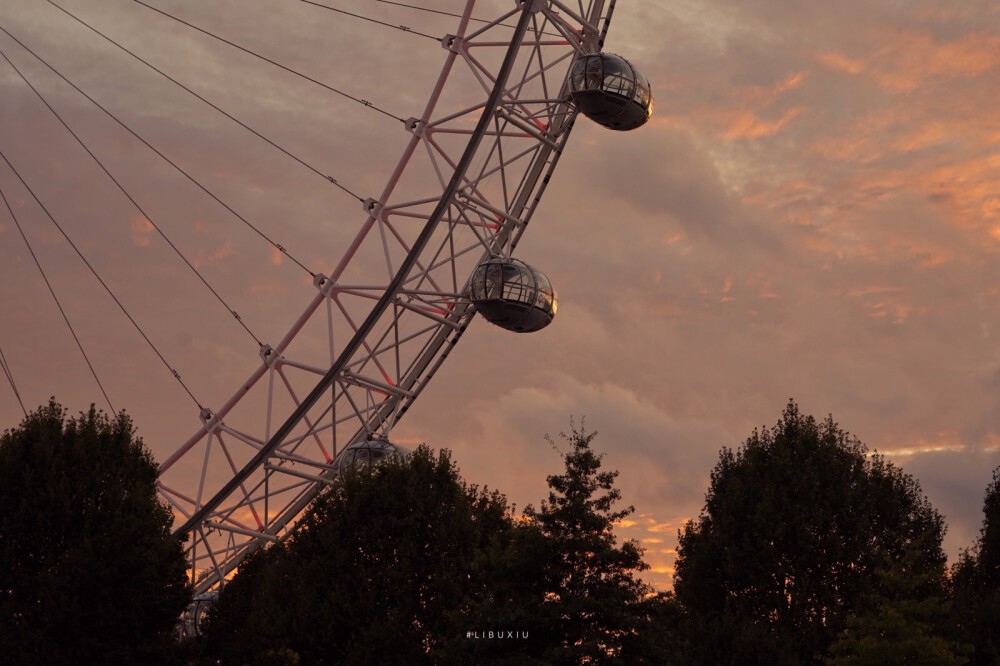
[2,0,999,591]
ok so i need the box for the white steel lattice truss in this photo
[157,0,613,597]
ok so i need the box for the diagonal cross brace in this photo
[172,3,537,541]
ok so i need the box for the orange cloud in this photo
[676,71,805,142]
[194,241,236,267]
[869,30,1000,92]
[250,279,289,295]
[740,71,807,104]
[270,245,284,266]
[211,241,234,262]
[877,441,967,457]
[984,433,1000,453]
[817,51,866,75]
[846,286,904,298]
[130,216,154,247]
[845,286,930,325]
[725,107,803,140]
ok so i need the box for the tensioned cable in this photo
[0,148,203,410]
[376,0,523,27]
[3,23,319,283]
[0,177,115,414]
[0,42,264,350]
[375,0,565,37]
[0,341,27,418]
[298,0,438,41]
[45,0,363,210]
[132,0,408,125]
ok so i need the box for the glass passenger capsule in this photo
[469,257,557,333]
[187,591,218,637]
[333,438,411,478]
[567,53,653,131]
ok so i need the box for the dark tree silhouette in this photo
[951,466,1000,665]
[439,426,666,665]
[206,429,667,665]
[0,400,190,666]
[526,426,657,664]
[203,445,512,665]
[674,401,948,665]
[826,532,970,665]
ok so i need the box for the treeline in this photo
[671,402,998,665]
[1,401,998,664]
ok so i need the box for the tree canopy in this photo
[525,427,658,664]
[673,401,950,665]
[951,466,1000,665]
[0,400,190,666]
[204,430,661,664]
[446,426,662,665]
[203,445,512,665]
[826,531,970,665]
[7,395,998,664]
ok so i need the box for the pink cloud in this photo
[869,29,1000,92]
[130,216,154,247]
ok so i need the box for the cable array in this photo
[0,341,27,418]
[376,0,506,24]
[1,0,494,420]
[299,0,439,41]
[0,180,116,414]
[375,0,564,36]
[46,0,364,209]
[133,0,408,124]
[0,149,203,410]
[4,24,319,282]
[0,40,264,351]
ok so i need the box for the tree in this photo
[674,401,947,665]
[203,445,513,665]
[826,532,970,665]
[438,426,668,665]
[951,466,1000,665]
[434,509,555,665]
[526,426,658,664]
[0,400,190,666]
[206,429,669,665]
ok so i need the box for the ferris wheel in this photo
[0,0,653,616]
[162,0,653,602]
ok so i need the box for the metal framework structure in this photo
[157,0,614,600]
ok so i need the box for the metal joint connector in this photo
[441,34,462,53]
[517,0,548,12]
[312,273,329,291]
[199,407,218,431]
[259,344,277,367]
[405,117,425,137]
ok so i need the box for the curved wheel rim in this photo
[155,0,614,600]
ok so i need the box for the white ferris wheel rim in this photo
[155,0,616,598]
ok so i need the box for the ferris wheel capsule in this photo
[568,53,653,130]
[333,438,411,479]
[469,258,557,333]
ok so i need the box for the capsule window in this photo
[568,53,653,131]
[470,258,557,332]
